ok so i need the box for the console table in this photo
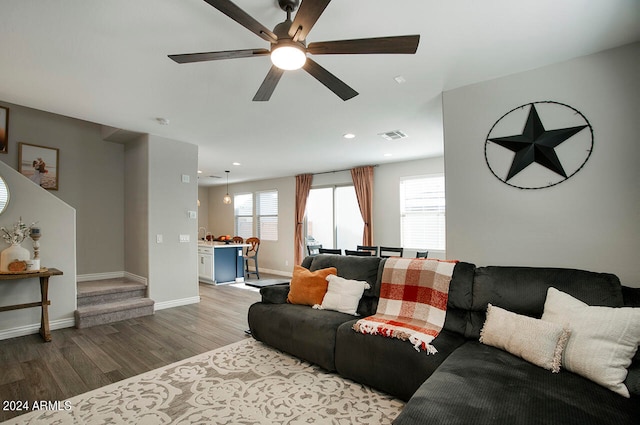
[0,268,63,342]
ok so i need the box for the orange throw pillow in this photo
[287,265,337,306]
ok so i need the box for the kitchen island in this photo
[198,242,249,285]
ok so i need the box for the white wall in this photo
[0,101,124,276]
[205,156,445,274]
[443,42,640,286]
[0,161,76,339]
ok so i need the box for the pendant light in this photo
[223,170,232,204]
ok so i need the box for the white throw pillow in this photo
[314,275,371,315]
[542,287,640,397]
[480,304,570,373]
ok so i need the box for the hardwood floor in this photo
[0,282,262,422]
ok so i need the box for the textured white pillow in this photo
[314,275,370,315]
[542,287,640,397]
[480,304,570,373]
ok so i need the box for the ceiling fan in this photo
[169,0,420,101]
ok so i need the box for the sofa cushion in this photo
[335,321,465,401]
[442,261,475,337]
[287,265,337,306]
[542,287,640,397]
[317,274,370,315]
[259,284,290,304]
[248,302,354,371]
[394,341,640,425]
[468,266,624,339]
[480,303,570,373]
[306,254,383,316]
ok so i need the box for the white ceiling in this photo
[1,0,638,186]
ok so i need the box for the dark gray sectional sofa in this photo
[247,254,640,424]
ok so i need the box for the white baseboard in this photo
[254,267,293,278]
[0,318,75,341]
[77,271,147,285]
[154,296,201,311]
[123,272,148,285]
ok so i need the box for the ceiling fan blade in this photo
[303,58,358,101]
[253,66,285,101]
[307,35,420,55]
[203,0,277,43]
[169,48,270,64]
[288,0,331,42]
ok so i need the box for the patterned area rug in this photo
[7,338,404,424]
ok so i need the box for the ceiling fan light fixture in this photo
[271,44,306,70]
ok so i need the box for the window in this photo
[400,174,446,250]
[305,185,363,251]
[257,190,278,241]
[234,193,253,239]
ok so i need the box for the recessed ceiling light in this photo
[384,153,393,157]
[156,117,170,125]
[343,133,356,139]
[197,170,203,174]
[394,75,406,84]
[232,162,241,166]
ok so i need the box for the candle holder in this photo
[29,227,41,270]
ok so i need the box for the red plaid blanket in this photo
[353,257,457,354]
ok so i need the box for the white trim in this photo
[0,318,75,341]
[254,267,292,278]
[76,271,124,282]
[124,272,148,285]
[76,271,148,285]
[154,296,201,311]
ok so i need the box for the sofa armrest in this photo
[259,284,290,304]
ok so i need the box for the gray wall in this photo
[124,135,149,278]
[207,176,296,275]
[443,42,640,286]
[0,161,76,339]
[146,135,200,308]
[0,101,124,276]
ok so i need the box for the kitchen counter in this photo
[198,242,249,284]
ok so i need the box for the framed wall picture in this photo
[0,106,8,153]
[18,142,59,190]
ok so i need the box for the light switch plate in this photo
[181,174,190,183]
[179,234,190,243]
[188,210,197,219]
[156,234,163,243]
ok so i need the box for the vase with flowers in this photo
[1,217,37,272]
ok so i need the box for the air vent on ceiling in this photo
[378,130,408,141]
[208,175,222,179]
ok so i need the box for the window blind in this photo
[257,190,278,241]
[234,193,253,239]
[400,174,446,250]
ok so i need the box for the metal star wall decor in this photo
[484,101,593,189]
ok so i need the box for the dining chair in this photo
[318,248,342,255]
[307,244,322,256]
[416,251,429,258]
[232,236,244,244]
[379,246,404,258]
[345,249,372,256]
[356,245,379,256]
[244,237,260,279]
